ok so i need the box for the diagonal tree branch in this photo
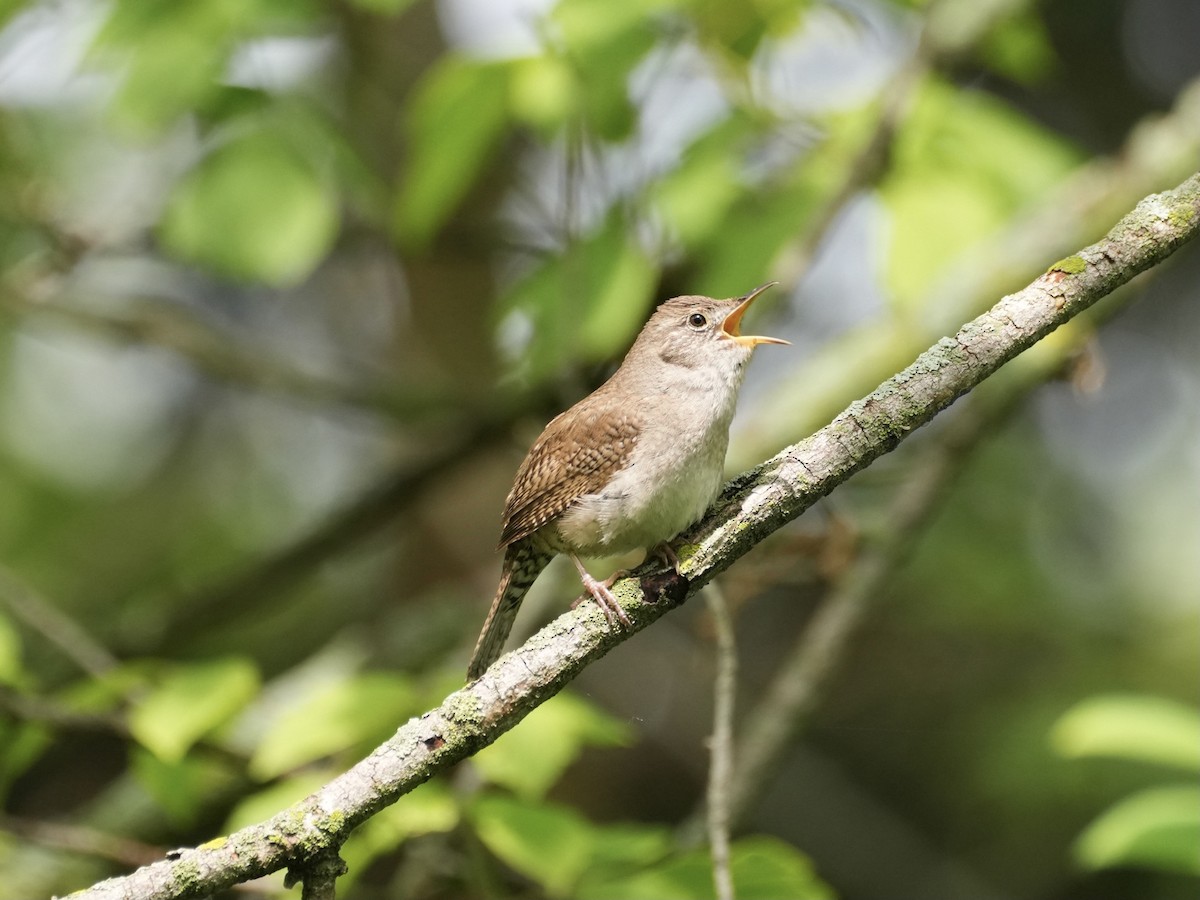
[69,172,1200,900]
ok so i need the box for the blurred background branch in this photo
[0,814,160,869]
[0,0,1197,898]
[0,291,449,420]
[0,564,117,678]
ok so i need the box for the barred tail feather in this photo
[467,541,552,680]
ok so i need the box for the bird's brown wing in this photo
[498,401,641,548]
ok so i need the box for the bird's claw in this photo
[649,541,681,574]
[572,570,633,628]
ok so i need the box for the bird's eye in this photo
[688,313,707,329]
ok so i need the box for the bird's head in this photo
[636,282,789,372]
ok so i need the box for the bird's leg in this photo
[568,554,633,627]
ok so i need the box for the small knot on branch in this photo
[285,849,349,900]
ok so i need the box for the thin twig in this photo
[0,565,118,678]
[720,340,1082,834]
[704,584,737,900]
[164,419,508,642]
[0,687,132,737]
[63,171,1200,900]
[0,814,161,868]
[0,292,454,422]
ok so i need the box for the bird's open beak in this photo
[722,282,789,347]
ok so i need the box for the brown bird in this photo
[467,283,787,680]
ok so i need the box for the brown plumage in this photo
[467,284,787,680]
[499,405,642,547]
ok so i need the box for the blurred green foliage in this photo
[160,130,341,285]
[396,55,513,246]
[472,689,633,799]
[93,0,321,131]
[1053,694,1200,876]
[0,0,1195,897]
[128,656,261,762]
[472,795,832,899]
[879,76,1081,309]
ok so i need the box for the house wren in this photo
[467,283,787,680]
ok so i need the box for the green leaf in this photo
[0,717,52,799]
[472,794,669,898]
[394,56,512,247]
[508,56,576,133]
[580,835,834,900]
[473,691,631,799]
[263,103,390,224]
[1074,785,1200,876]
[691,105,876,297]
[882,174,998,302]
[93,0,232,130]
[473,795,594,897]
[128,658,260,763]
[248,672,419,779]
[501,216,657,379]
[0,0,28,34]
[160,130,340,285]
[550,0,676,138]
[725,837,835,900]
[193,85,273,128]
[553,0,667,55]
[92,0,319,130]
[577,822,676,888]
[471,798,825,900]
[578,233,659,361]
[1052,694,1200,772]
[691,0,810,60]
[59,665,148,714]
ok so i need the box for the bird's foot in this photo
[583,572,634,627]
[568,555,632,627]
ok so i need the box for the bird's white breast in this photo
[553,357,745,556]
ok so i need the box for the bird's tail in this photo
[467,541,552,680]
